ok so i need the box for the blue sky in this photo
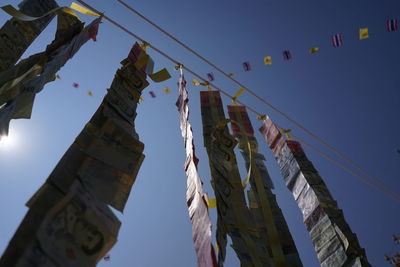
[0,0,400,266]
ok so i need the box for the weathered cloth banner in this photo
[176,69,218,267]
[200,91,271,267]
[0,45,147,266]
[227,105,303,267]
[0,13,99,138]
[0,0,59,72]
[259,116,371,267]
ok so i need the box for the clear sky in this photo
[0,0,400,266]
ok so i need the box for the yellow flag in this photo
[87,90,93,96]
[279,129,292,140]
[208,198,217,209]
[257,115,266,121]
[232,87,246,101]
[264,56,272,65]
[148,68,171,83]
[55,74,61,80]
[1,5,79,21]
[359,28,369,40]
[309,47,319,54]
[139,97,144,102]
[70,2,100,16]
[163,87,170,94]
[192,79,200,86]
[227,73,235,76]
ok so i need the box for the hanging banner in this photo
[259,116,371,267]
[175,69,218,267]
[0,46,147,266]
[0,13,100,139]
[200,90,271,266]
[0,0,59,72]
[227,105,303,267]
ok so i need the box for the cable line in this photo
[113,0,400,201]
[75,0,400,204]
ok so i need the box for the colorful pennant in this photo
[387,19,398,32]
[242,61,251,71]
[264,56,272,65]
[359,28,369,40]
[283,50,292,60]
[331,33,343,47]
[206,72,215,81]
[309,47,319,54]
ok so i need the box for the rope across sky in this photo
[75,0,400,204]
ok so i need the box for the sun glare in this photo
[0,135,17,149]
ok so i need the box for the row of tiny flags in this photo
[205,20,399,81]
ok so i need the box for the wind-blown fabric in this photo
[176,70,218,267]
[0,13,100,138]
[227,105,303,267]
[200,91,271,267]
[0,0,59,72]
[259,116,371,267]
[0,45,147,266]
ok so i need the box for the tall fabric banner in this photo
[176,69,218,267]
[227,105,303,267]
[200,91,271,267]
[259,116,371,267]
[0,12,99,138]
[0,0,59,72]
[0,44,147,266]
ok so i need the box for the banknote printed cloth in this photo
[176,70,218,267]
[228,105,303,267]
[0,181,121,267]
[0,13,100,138]
[200,91,271,267]
[0,45,148,266]
[259,116,371,267]
[0,0,59,72]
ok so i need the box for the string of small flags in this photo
[203,20,399,81]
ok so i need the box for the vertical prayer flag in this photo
[0,0,58,72]
[387,19,398,32]
[259,116,371,267]
[162,87,170,94]
[359,28,369,40]
[104,254,110,261]
[309,47,319,54]
[0,12,101,139]
[176,70,218,267]
[200,91,271,266]
[206,72,215,81]
[73,82,79,88]
[242,61,251,71]
[228,105,303,266]
[87,90,93,96]
[331,33,343,47]
[263,56,272,65]
[149,91,156,98]
[283,50,292,60]
[0,45,149,266]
